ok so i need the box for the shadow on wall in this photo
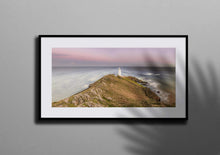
[34,37,40,123]
[118,60,220,155]
[34,37,220,155]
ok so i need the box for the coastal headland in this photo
[52,74,174,107]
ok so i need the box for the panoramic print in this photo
[52,48,176,107]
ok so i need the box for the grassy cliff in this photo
[52,74,168,107]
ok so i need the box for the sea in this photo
[52,67,175,102]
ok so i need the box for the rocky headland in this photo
[52,74,174,107]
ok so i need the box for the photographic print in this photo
[52,48,176,108]
[40,35,187,119]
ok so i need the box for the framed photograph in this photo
[39,35,188,119]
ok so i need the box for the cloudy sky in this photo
[52,48,175,67]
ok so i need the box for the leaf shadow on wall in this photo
[118,59,220,155]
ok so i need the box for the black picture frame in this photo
[37,35,188,121]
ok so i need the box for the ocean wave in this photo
[143,72,160,76]
[144,73,153,76]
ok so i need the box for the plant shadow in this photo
[118,60,220,155]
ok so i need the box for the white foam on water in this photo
[144,73,153,76]
[52,67,117,102]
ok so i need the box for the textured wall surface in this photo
[0,0,220,155]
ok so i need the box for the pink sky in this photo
[52,48,175,67]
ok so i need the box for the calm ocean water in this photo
[52,67,175,102]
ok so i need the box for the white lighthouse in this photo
[118,67,121,76]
